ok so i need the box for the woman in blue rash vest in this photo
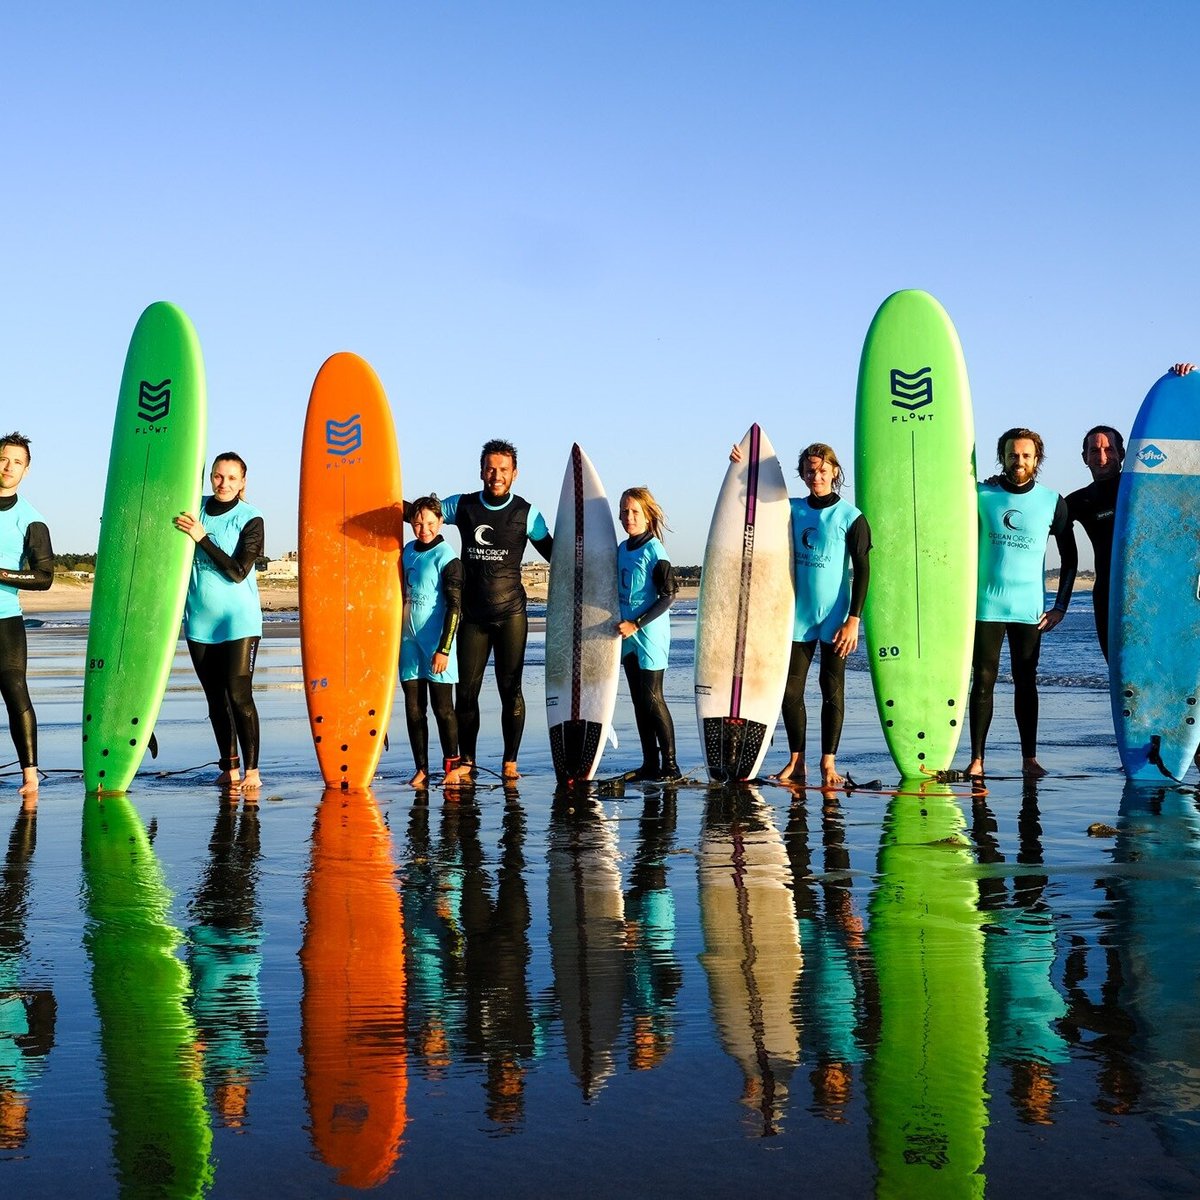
[615,487,680,781]
[730,440,870,788]
[400,496,472,788]
[0,434,52,798]
[174,453,264,795]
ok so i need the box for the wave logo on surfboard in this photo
[1136,443,1167,468]
[137,379,171,423]
[889,367,933,411]
[325,414,363,457]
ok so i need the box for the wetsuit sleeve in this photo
[437,557,463,656]
[0,522,54,590]
[847,514,871,618]
[635,559,678,627]
[1050,497,1077,611]
[439,494,461,523]
[527,505,553,561]
[196,517,264,583]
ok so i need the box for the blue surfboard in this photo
[1110,370,1200,781]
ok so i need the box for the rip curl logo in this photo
[325,414,362,457]
[137,380,171,422]
[1137,443,1167,468]
[889,367,933,411]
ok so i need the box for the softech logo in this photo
[325,414,363,456]
[1137,443,1167,468]
[889,367,933,411]
[138,380,171,422]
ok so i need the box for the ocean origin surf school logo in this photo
[1137,443,1167,468]
[889,367,934,423]
[134,379,171,432]
[325,414,363,465]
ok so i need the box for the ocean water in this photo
[4,597,1200,1197]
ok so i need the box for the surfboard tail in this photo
[702,716,768,782]
[550,720,606,785]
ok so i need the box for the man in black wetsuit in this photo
[438,439,553,780]
[1068,362,1195,660]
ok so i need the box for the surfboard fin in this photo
[148,732,159,760]
[606,728,618,750]
[384,733,390,753]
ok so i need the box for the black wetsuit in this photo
[447,491,552,764]
[0,498,52,768]
[782,499,871,759]
[1066,475,1119,660]
[186,498,264,773]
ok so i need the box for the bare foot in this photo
[966,758,984,778]
[1022,757,1047,778]
[241,769,262,793]
[444,764,473,786]
[18,767,39,797]
[820,755,844,789]
[408,768,429,788]
[772,753,805,783]
[216,768,242,789]
[502,761,520,780]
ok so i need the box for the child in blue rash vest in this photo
[729,441,871,788]
[400,496,472,788]
[615,487,680,781]
[0,434,53,798]
[174,453,265,796]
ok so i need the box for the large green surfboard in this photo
[83,303,206,792]
[855,290,976,777]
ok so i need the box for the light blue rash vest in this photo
[791,496,861,643]
[184,498,263,643]
[0,496,45,620]
[401,537,459,684]
[976,481,1061,624]
[618,534,672,671]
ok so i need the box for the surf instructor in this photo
[436,439,553,780]
[966,428,1077,779]
[0,433,52,798]
[1068,362,1194,660]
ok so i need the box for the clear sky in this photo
[4,2,1198,568]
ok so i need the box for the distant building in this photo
[264,552,299,579]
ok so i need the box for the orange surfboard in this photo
[301,790,408,1188]
[300,353,403,790]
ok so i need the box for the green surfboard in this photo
[82,795,213,1196]
[83,302,206,792]
[867,789,988,1197]
[855,290,976,777]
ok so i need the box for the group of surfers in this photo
[0,364,1191,798]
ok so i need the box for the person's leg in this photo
[492,610,529,776]
[622,653,660,777]
[454,620,491,766]
[1008,622,1045,776]
[817,641,848,787]
[0,617,37,795]
[428,681,471,784]
[224,637,262,791]
[403,678,430,785]
[967,622,1006,775]
[640,667,679,779]
[776,641,816,782]
[188,640,240,784]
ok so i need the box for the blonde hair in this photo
[620,487,668,541]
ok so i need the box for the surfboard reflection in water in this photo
[867,786,987,1198]
[300,789,407,1189]
[81,794,213,1197]
[186,804,267,1131]
[548,796,626,1101]
[1113,783,1200,1175]
[0,803,55,1152]
[698,786,802,1137]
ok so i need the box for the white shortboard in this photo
[694,424,794,781]
[545,443,622,784]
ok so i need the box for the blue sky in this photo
[3,2,1198,567]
